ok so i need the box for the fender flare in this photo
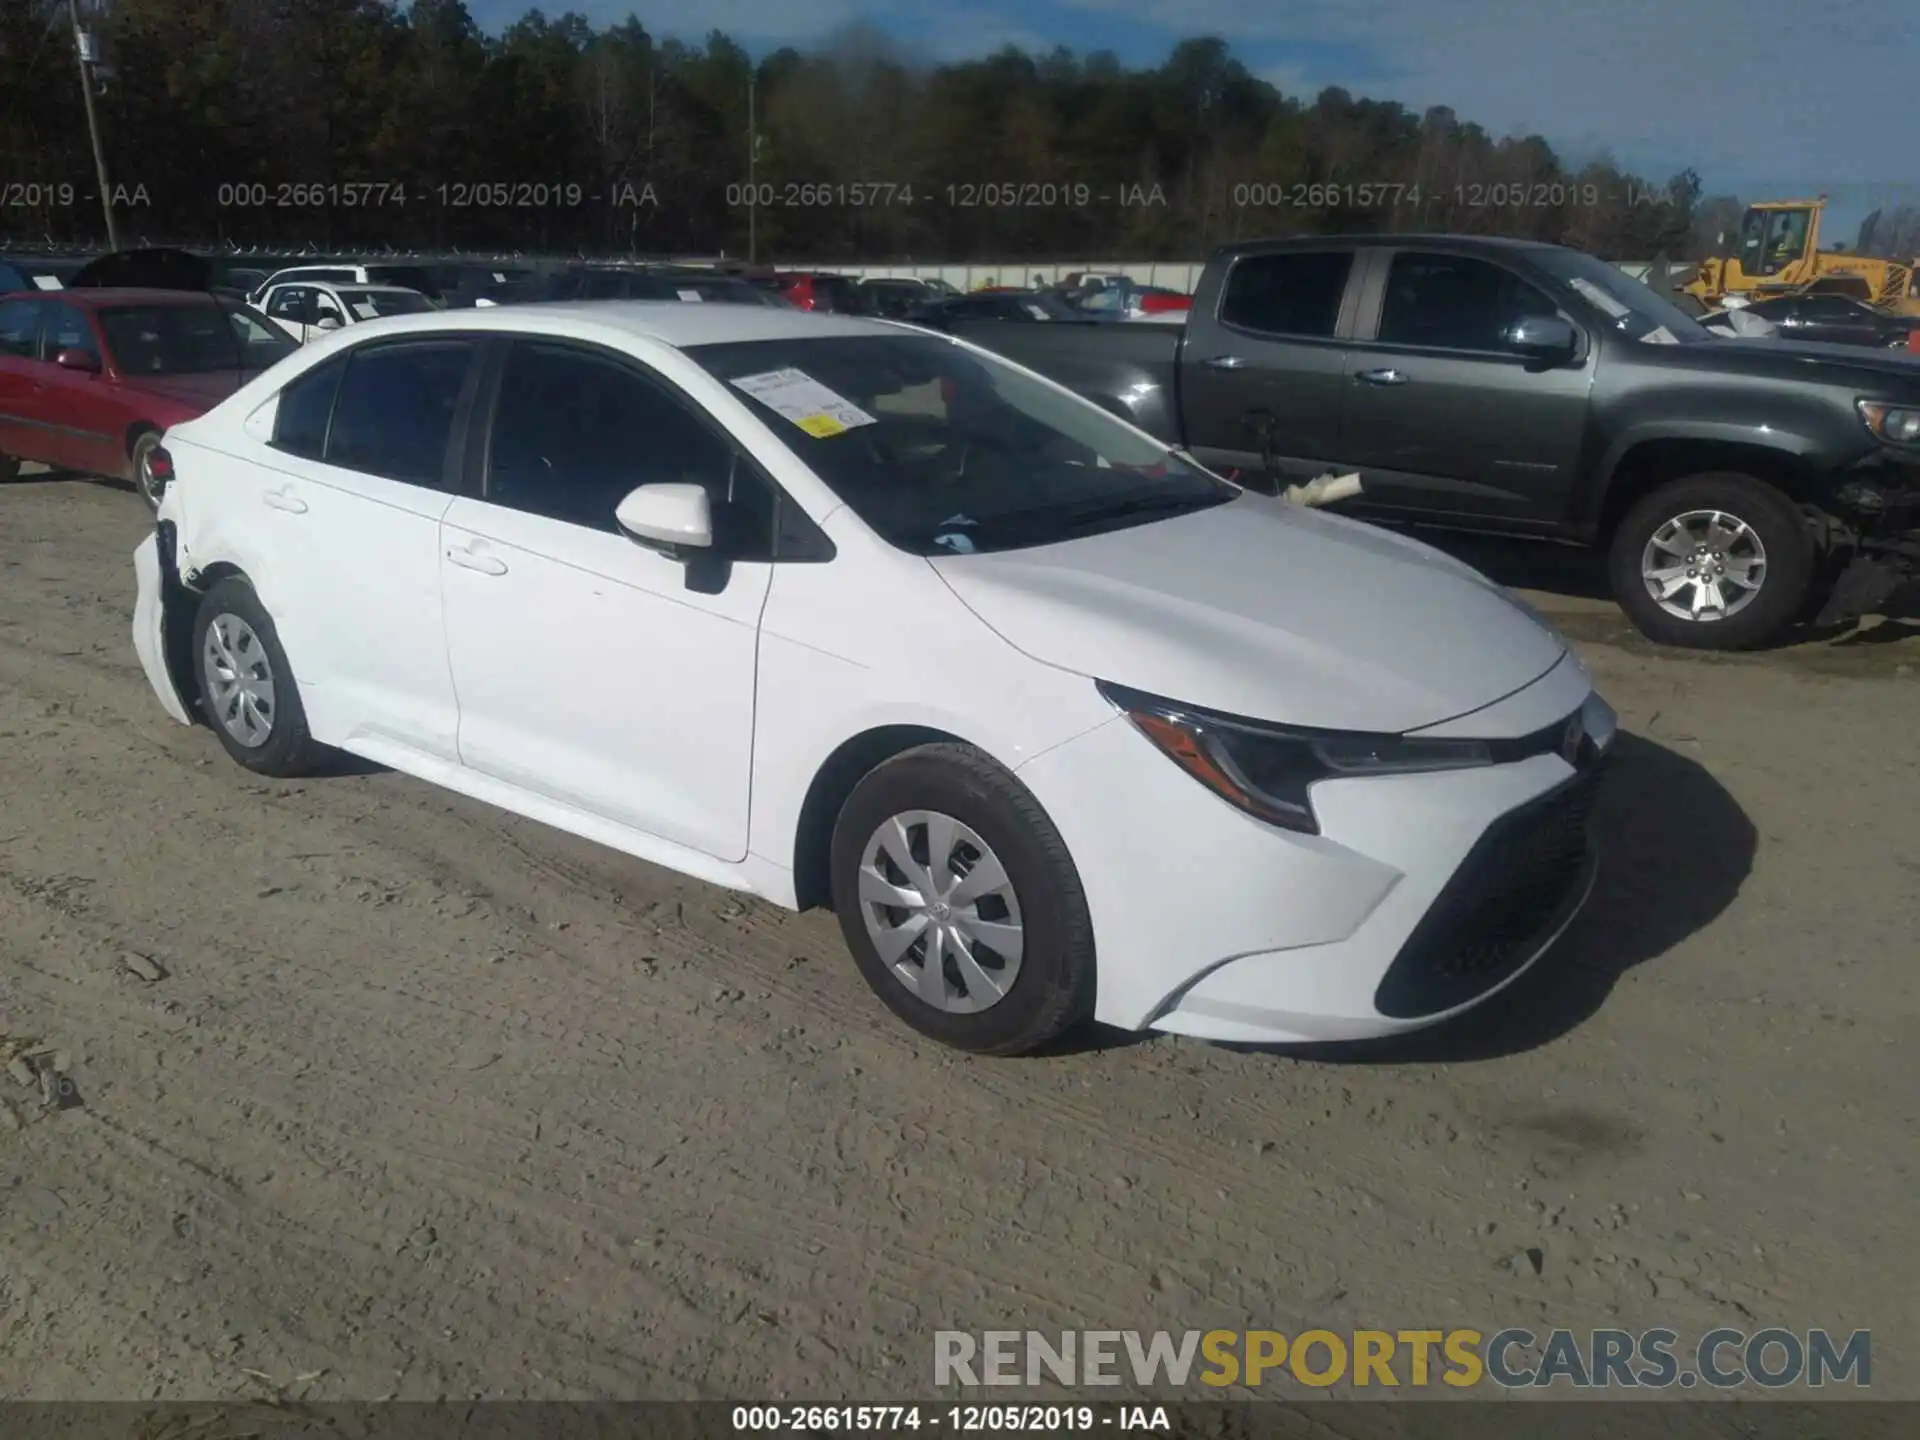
[1577,422,1824,532]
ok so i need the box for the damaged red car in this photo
[0,288,297,507]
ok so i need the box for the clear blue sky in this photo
[469,0,1919,243]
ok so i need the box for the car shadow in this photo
[1156,731,1755,1065]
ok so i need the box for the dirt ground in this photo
[0,472,1914,1404]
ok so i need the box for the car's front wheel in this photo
[131,430,164,509]
[829,743,1096,1055]
[1608,472,1814,650]
[191,577,327,776]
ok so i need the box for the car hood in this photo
[120,371,256,410]
[929,492,1569,734]
[1684,334,1920,384]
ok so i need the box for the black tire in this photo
[1607,472,1814,650]
[829,743,1095,1056]
[190,577,327,776]
[0,452,19,482]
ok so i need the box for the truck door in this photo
[1335,248,1592,525]
[1177,248,1357,489]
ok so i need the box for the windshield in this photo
[336,288,433,319]
[687,334,1234,556]
[1529,250,1710,345]
[365,266,441,300]
[100,302,298,374]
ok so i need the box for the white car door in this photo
[439,338,775,863]
[244,336,476,761]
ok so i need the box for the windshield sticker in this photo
[350,302,379,320]
[933,532,978,554]
[1568,277,1630,319]
[677,289,704,302]
[1641,325,1679,345]
[731,367,877,439]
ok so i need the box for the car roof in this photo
[1219,233,1556,256]
[306,281,424,295]
[6,287,224,308]
[304,301,904,348]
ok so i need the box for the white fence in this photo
[767,259,1656,291]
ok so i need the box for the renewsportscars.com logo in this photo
[934,1328,1872,1391]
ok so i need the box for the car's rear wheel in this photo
[1608,472,1814,650]
[829,743,1095,1055]
[0,452,19,483]
[130,429,164,509]
[191,577,327,777]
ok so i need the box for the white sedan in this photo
[130,303,1614,1055]
[256,280,435,344]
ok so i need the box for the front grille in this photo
[1373,765,1602,1019]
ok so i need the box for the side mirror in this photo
[615,482,712,559]
[55,347,101,373]
[1505,315,1578,362]
[314,314,342,332]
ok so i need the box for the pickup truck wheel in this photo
[829,743,1096,1056]
[1608,473,1813,650]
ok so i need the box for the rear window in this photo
[365,266,441,300]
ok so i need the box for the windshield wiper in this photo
[1047,491,1221,534]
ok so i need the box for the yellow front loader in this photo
[1680,197,1920,316]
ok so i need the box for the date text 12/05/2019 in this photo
[730,1405,1171,1432]
[1231,180,1676,209]
[213,181,660,209]
[725,182,1169,209]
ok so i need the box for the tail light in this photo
[1139,292,1191,314]
[1908,329,1920,354]
[145,445,176,500]
[786,277,817,311]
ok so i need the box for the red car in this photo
[0,287,297,506]
[772,271,868,313]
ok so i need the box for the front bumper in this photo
[1016,653,1610,1044]
[132,529,195,729]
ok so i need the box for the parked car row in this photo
[128,299,1618,1059]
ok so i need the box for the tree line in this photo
[0,0,1884,263]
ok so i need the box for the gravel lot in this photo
[0,472,1914,1403]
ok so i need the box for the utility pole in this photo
[67,0,119,250]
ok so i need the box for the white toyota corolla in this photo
[131,304,1615,1055]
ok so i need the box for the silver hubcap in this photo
[134,439,160,506]
[1640,509,1768,621]
[202,614,276,747]
[857,810,1024,1014]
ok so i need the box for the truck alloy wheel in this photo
[1608,473,1814,650]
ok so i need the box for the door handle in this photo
[1199,355,1247,370]
[446,545,507,577]
[261,488,308,514]
[1355,368,1408,386]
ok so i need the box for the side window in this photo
[312,289,345,323]
[324,342,474,485]
[0,300,41,358]
[1219,251,1353,339]
[266,287,309,324]
[271,355,347,459]
[1376,253,1559,353]
[38,302,98,362]
[485,341,777,558]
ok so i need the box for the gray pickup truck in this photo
[942,235,1920,650]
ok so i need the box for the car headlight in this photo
[1857,400,1920,445]
[1098,680,1494,835]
